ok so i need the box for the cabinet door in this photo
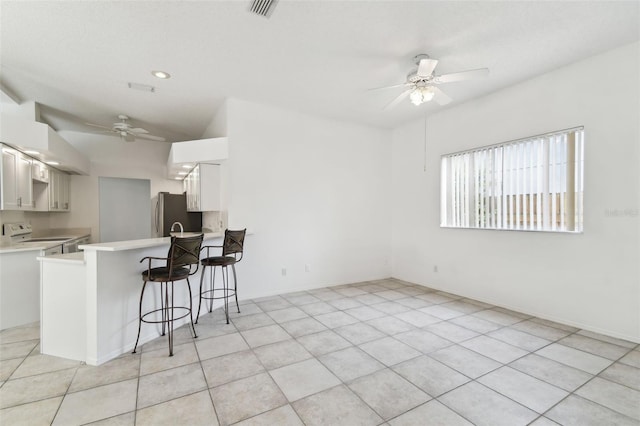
[185,165,201,212]
[0,148,33,210]
[184,173,193,211]
[199,164,221,211]
[49,169,58,210]
[193,165,201,211]
[1,148,19,210]
[60,173,70,210]
[48,170,70,211]
[16,154,33,209]
[32,161,49,182]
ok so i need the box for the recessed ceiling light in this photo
[182,164,193,169]
[46,161,60,165]
[178,171,188,175]
[151,70,171,79]
[174,177,182,180]
[24,150,40,155]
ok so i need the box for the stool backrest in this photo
[168,234,204,273]
[222,229,246,259]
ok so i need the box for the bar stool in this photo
[197,229,246,324]
[132,234,203,356]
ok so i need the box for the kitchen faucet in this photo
[170,222,184,235]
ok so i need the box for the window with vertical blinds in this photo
[441,127,584,233]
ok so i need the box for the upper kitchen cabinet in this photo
[48,168,70,211]
[184,163,220,212]
[1,146,33,210]
[32,160,49,183]
[32,160,50,212]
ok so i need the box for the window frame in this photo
[440,127,584,234]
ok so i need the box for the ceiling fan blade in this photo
[435,68,489,84]
[129,127,149,134]
[133,133,166,142]
[384,89,412,110]
[432,86,452,105]
[417,58,438,77]
[367,82,411,91]
[85,122,114,131]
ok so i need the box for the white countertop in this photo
[0,240,63,254]
[37,252,86,264]
[79,232,224,252]
[0,233,91,254]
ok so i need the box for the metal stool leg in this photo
[209,266,216,313]
[167,281,174,356]
[161,282,166,336]
[132,281,148,354]
[196,266,206,324]
[223,266,230,324]
[186,278,197,339]
[232,264,240,313]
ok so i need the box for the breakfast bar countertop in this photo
[78,231,224,252]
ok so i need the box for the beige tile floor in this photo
[1,278,639,425]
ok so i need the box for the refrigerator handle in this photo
[154,199,160,235]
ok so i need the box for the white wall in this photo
[208,99,392,299]
[391,42,640,342]
[50,132,182,241]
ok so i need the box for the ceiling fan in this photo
[85,115,166,142]
[372,54,489,110]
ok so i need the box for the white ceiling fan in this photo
[372,54,489,110]
[85,114,166,142]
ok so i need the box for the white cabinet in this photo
[32,160,49,183]
[183,163,220,212]
[0,248,41,330]
[32,160,50,212]
[1,146,33,210]
[49,169,70,211]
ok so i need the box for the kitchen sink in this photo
[25,237,70,242]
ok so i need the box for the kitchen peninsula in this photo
[38,232,237,366]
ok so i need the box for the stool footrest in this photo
[140,306,193,324]
[200,288,237,301]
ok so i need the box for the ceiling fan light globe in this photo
[421,86,435,102]
[409,86,435,106]
[409,89,424,105]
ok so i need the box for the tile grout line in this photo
[49,361,82,424]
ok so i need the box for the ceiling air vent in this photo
[249,0,278,18]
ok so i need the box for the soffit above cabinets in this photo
[0,113,90,175]
[167,137,228,180]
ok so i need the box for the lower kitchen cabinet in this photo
[0,249,41,330]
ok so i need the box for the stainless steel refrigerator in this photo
[154,192,202,237]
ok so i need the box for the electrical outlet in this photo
[305,264,311,273]
[433,265,438,273]
[281,268,287,276]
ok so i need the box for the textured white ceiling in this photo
[1,1,639,142]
